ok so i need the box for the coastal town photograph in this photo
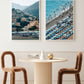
[12,0,39,40]
[46,0,74,40]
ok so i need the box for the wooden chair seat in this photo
[2,67,26,72]
[59,68,78,74]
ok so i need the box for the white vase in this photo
[40,51,44,59]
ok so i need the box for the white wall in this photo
[0,0,84,84]
[0,0,84,51]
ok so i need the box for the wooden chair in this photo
[57,52,83,84]
[1,51,28,84]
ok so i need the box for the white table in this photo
[19,58,67,84]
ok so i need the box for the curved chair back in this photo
[1,51,16,69]
[75,52,82,72]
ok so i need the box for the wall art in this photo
[12,0,40,40]
[46,0,74,40]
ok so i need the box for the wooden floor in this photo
[0,80,84,84]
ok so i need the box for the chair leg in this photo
[10,71,15,84]
[75,73,81,84]
[22,69,28,84]
[57,72,63,84]
[3,72,8,84]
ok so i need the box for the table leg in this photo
[34,63,52,84]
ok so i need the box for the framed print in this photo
[12,0,40,40]
[46,0,74,40]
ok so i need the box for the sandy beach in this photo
[46,6,73,30]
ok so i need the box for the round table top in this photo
[19,58,67,63]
